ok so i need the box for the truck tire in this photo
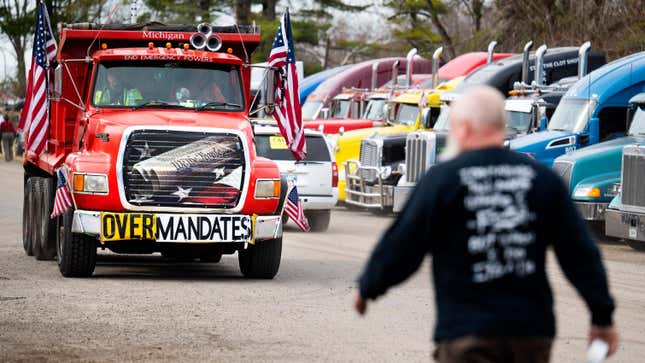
[238,237,282,279]
[56,210,96,277]
[306,210,331,232]
[22,177,35,256]
[34,177,57,260]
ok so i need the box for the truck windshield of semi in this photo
[392,103,420,126]
[546,98,595,133]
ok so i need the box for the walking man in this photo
[354,86,618,362]
[0,111,16,161]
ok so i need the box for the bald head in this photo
[450,86,506,131]
[441,86,506,160]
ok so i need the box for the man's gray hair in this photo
[450,86,506,130]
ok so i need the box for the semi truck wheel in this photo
[34,177,57,260]
[238,237,282,279]
[306,210,331,232]
[22,177,34,256]
[56,210,96,277]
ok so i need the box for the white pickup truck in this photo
[254,125,338,231]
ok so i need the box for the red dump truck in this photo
[21,23,288,278]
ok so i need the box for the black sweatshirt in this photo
[358,147,615,341]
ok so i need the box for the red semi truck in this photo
[21,23,288,278]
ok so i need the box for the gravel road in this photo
[1,160,644,362]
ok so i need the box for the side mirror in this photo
[320,108,330,119]
[263,68,278,115]
[51,64,63,100]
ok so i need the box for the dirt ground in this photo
[1,159,644,362]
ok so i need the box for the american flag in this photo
[19,2,57,155]
[51,169,73,219]
[268,10,306,161]
[284,186,309,232]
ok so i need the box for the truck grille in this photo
[621,146,645,208]
[405,132,436,183]
[552,161,573,190]
[121,130,245,209]
[359,139,381,183]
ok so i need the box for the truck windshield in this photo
[393,103,419,126]
[92,61,244,110]
[547,98,594,133]
[302,100,322,119]
[362,99,386,120]
[433,104,450,131]
[331,100,350,118]
[506,111,532,133]
[628,107,645,135]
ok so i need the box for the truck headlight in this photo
[573,186,601,198]
[255,179,280,199]
[380,166,392,179]
[73,173,109,194]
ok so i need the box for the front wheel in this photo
[238,238,282,279]
[306,210,331,232]
[56,210,97,277]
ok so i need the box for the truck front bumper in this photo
[574,201,609,221]
[344,160,394,209]
[72,210,283,243]
[300,192,338,210]
[605,208,645,242]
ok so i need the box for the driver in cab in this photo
[94,69,143,106]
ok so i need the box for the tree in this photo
[385,0,456,59]
[0,0,34,96]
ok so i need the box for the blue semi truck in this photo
[510,51,645,166]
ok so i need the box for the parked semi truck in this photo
[302,54,434,120]
[512,51,645,166]
[553,92,645,223]
[354,42,604,211]
[605,109,645,250]
[21,23,289,278]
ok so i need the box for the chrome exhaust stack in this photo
[521,40,534,85]
[391,60,400,88]
[405,48,417,88]
[432,47,444,89]
[534,44,547,87]
[206,35,222,51]
[371,61,380,91]
[578,41,592,79]
[487,41,497,64]
[190,23,213,50]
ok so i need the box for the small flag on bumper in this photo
[51,168,72,219]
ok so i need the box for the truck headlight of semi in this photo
[73,173,109,194]
[573,186,601,198]
[380,166,392,179]
[255,179,280,199]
